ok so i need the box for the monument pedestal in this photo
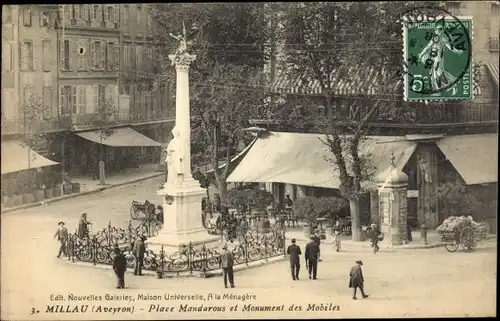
[146,178,220,254]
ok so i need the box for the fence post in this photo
[188,242,193,274]
[244,234,249,266]
[67,234,72,262]
[107,221,111,246]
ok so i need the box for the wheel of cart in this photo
[130,203,140,219]
[441,230,460,252]
[460,226,477,251]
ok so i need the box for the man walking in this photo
[305,235,320,280]
[113,247,127,289]
[54,221,68,258]
[349,260,369,300]
[133,236,146,276]
[287,238,302,280]
[368,223,381,254]
[220,244,235,288]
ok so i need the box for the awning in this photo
[1,140,59,175]
[205,137,258,177]
[271,66,402,96]
[486,63,499,87]
[226,132,417,190]
[76,127,161,147]
[436,134,498,185]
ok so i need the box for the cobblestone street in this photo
[1,177,497,319]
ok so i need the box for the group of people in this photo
[111,235,147,289]
[53,213,91,259]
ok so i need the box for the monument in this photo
[146,23,220,253]
[375,153,409,247]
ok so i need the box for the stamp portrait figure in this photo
[418,24,464,92]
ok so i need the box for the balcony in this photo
[1,117,72,136]
[69,110,174,130]
[489,37,499,52]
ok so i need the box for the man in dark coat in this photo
[220,244,235,288]
[113,247,127,289]
[133,236,146,276]
[305,236,320,280]
[349,260,369,300]
[78,213,90,239]
[287,238,302,280]
[368,223,381,254]
[54,221,68,258]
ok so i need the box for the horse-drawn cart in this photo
[130,200,156,220]
[437,216,488,252]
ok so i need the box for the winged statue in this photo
[169,20,198,64]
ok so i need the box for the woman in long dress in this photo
[418,24,463,92]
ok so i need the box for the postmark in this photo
[401,7,474,101]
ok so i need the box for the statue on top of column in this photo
[169,20,196,65]
[165,127,184,185]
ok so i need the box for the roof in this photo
[75,127,161,147]
[435,134,498,185]
[226,132,417,190]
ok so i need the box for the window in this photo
[91,4,98,20]
[60,39,70,70]
[86,86,94,114]
[42,40,52,72]
[91,41,104,69]
[136,45,142,69]
[83,4,90,21]
[74,5,82,20]
[106,42,114,70]
[112,5,117,23]
[78,38,87,70]
[92,85,98,111]
[23,8,32,26]
[21,41,34,71]
[147,12,153,34]
[77,86,87,115]
[98,85,106,108]
[123,5,129,31]
[40,11,50,27]
[137,6,143,31]
[114,43,120,71]
[3,5,12,24]
[123,44,130,68]
[104,5,110,22]
[58,85,73,116]
[3,43,12,71]
[2,90,15,120]
[43,87,52,119]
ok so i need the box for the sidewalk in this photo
[1,163,163,214]
[285,228,496,251]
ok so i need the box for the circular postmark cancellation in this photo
[400,6,473,101]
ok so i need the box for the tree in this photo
[87,98,117,185]
[277,2,441,241]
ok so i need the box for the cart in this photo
[130,200,156,220]
[439,223,487,252]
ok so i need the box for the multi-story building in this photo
[242,2,499,230]
[2,4,174,192]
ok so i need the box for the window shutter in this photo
[114,43,120,71]
[70,39,77,71]
[59,85,65,116]
[85,86,92,114]
[100,41,105,69]
[90,41,96,69]
[84,4,89,21]
[74,5,79,19]
[114,85,119,111]
[86,39,91,70]
[71,86,77,114]
[93,85,98,111]
[113,5,118,23]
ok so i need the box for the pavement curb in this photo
[1,173,164,215]
[63,255,286,279]
[285,235,496,251]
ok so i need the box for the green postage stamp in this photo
[403,15,474,101]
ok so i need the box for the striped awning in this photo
[487,63,499,87]
[271,66,402,96]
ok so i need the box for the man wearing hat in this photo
[305,235,320,279]
[220,244,235,288]
[54,221,69,258]
[113,247,127,289]
[287,238,302,280]
[133,235,146,276]
[349,260,369,300]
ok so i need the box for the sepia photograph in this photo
[1,2,498,320]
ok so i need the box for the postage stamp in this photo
[402,13,474,101]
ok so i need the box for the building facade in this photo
[1,4,174,188]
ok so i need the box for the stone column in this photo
[376,161,409,247]
[146,52,219,253]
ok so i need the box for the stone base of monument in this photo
[145,178,221,254]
